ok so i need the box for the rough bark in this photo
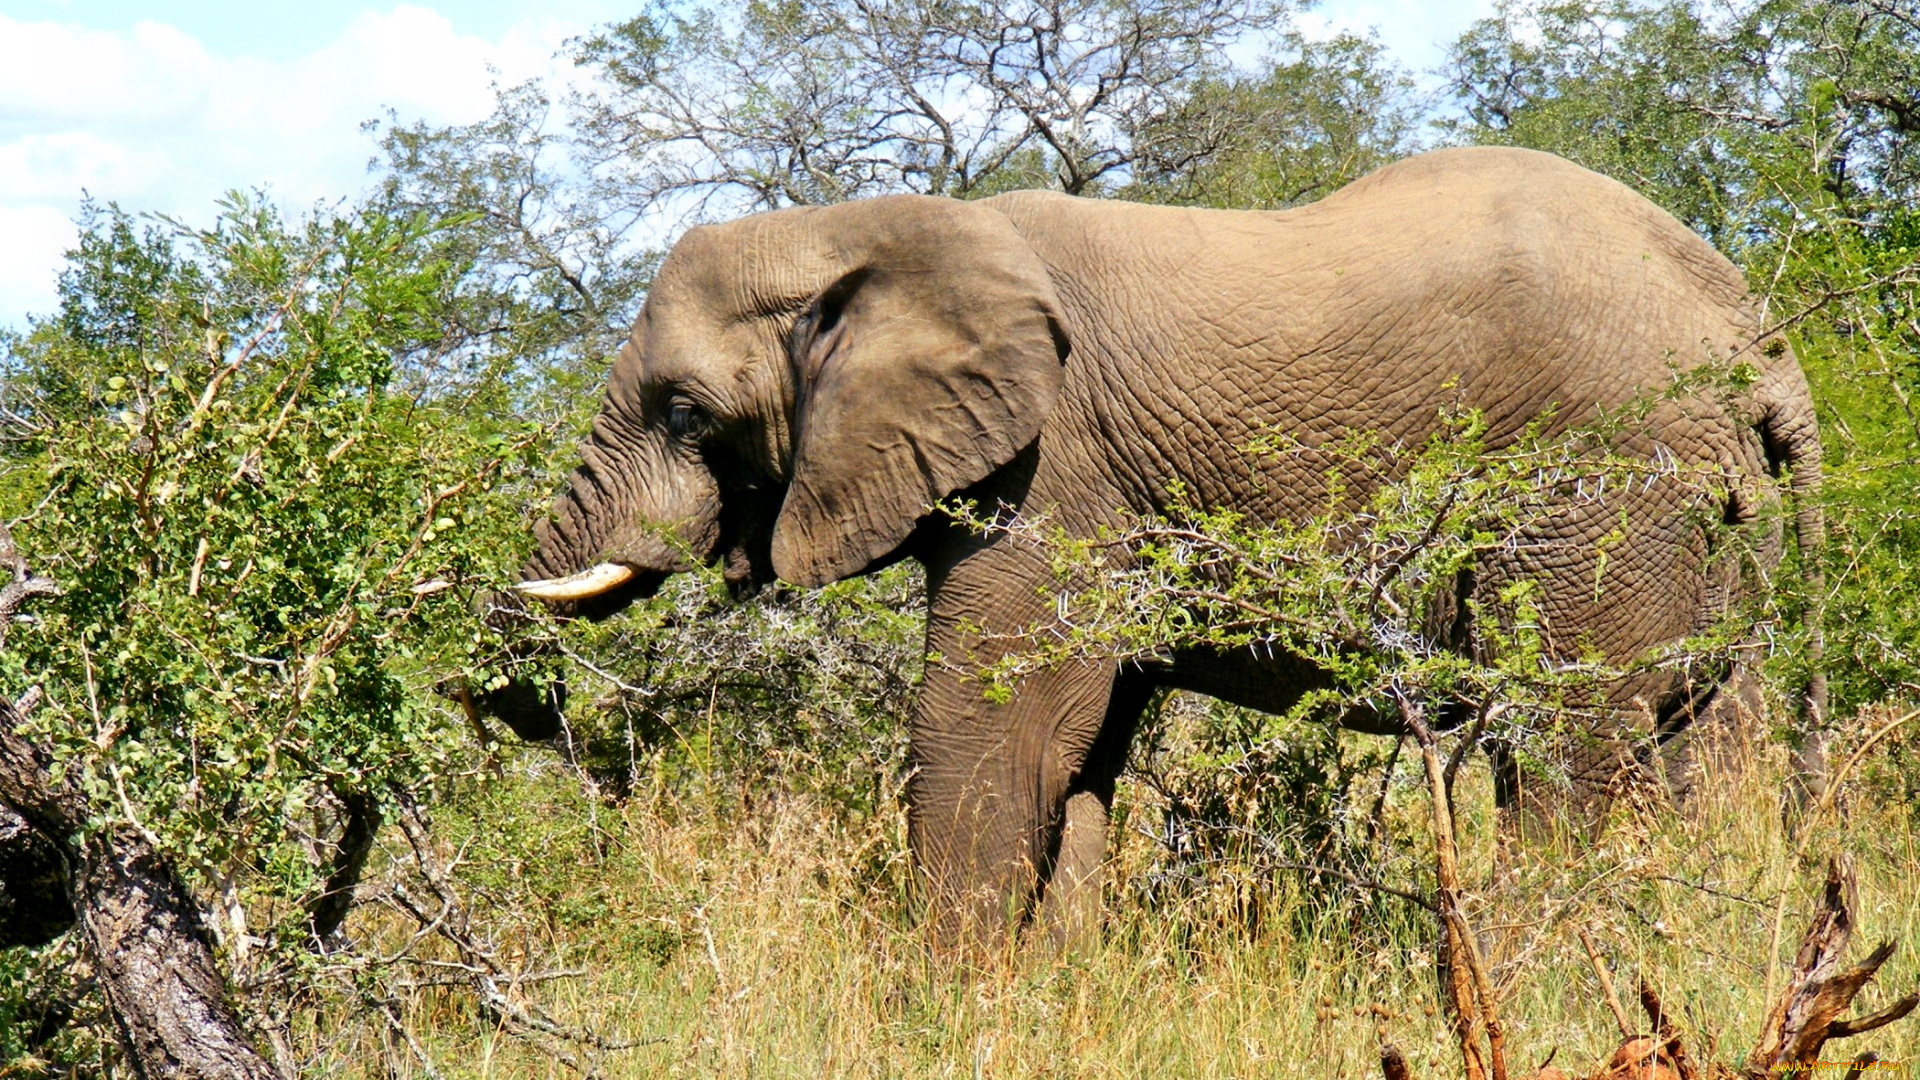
[0,708,282,1080]
[79,824,283,1080]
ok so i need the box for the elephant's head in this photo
[482,196,1071,738]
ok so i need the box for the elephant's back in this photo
[1302,145,1742,304]
[997,149,1792,507]
[998,150,1767,429]
[1287,146,1759,394]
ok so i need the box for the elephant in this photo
[487,146,1823,946]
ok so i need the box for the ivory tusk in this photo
[513,562,636,602]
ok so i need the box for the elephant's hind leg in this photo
[1495,662,1763,842]
[1036,668,1157,951]
[1648,661,1766,807]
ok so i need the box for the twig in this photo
[387,791,643,1062]
[188,536,210,597]
[1578,927,1634,1039]
[1265,859,1437,913]
[370,992,444,1080]
[1404,694,1507,1080]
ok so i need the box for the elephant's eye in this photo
[667,400,709,440]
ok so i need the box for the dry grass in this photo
[308,713,1920,1079]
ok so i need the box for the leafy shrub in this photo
[0,196,555,1054]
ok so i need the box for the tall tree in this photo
[566,0,1293,211]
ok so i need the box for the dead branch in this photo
[1578,928,1634,1040]
[1638,982,1702,1080]
[1404,695,1508,1080]
[1379,851,1917,1080]
[1746,855,1919,1076]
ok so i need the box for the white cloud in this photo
[0,19,214,128]
[0,204,75,324]
[0,132,169,203]
[0,6,585,328]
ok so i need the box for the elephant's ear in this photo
[770,197,1070,587]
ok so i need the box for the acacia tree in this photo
[966,396,1755,803]
[566,0,1295,210]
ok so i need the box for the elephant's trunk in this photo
[478,417,723,740]
[522,413,722,601]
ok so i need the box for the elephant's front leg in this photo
[909,565,1127,950]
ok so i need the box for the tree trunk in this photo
[0,717,283,1080]
[78,824,283,1080]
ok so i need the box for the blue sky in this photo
[0,1,1495,329]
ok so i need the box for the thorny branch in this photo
[373,790,651,1072]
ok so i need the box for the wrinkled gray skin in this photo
[493,148,1822,947]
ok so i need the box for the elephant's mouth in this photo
[471,567,665,743]
[571,567,667,622]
